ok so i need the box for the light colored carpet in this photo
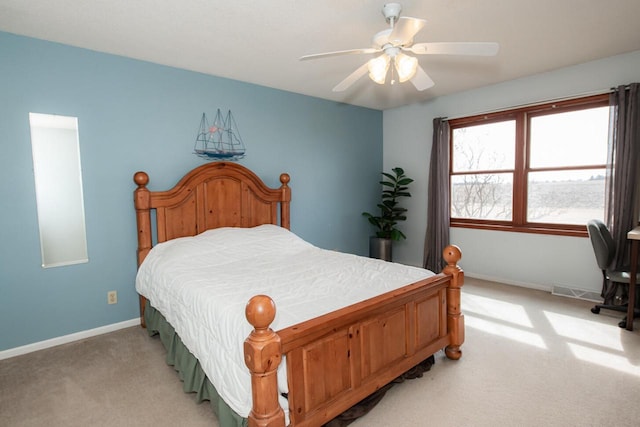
[1,278,639,426]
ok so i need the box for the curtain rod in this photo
[442,87,617,122]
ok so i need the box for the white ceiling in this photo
[1,0,639,110]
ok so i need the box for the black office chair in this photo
[587,219,640,328]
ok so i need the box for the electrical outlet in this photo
[107,291,117,305]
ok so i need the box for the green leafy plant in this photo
[362,167,414,241]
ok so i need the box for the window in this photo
[449,94,610,236]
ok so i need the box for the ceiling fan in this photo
[300,3,499,92]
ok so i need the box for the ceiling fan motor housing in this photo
[376,3,410,48]
[382,3,402,23]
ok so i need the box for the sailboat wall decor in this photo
[194,109,246,161]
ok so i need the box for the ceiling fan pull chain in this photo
[390,61,396,85]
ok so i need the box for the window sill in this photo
[450,220,588,238]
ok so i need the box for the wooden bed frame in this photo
[133,162,464,427]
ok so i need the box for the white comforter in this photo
[135,224,434,419]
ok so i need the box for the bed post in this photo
[133,171,152,328]
[278,173,291,230]
[442,244,464,360]
[244,295,286,427]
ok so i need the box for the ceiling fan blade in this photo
[388,17,426,45]
[410,65,435,91]
[408,42,500,56]
[332,62,370,92]
[300,48,379,61]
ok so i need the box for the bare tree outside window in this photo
[451,173,512,220]
[451,122,514,220]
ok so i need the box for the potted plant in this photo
[362,167,413,261]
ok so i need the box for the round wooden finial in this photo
[443,245,462,265]
[133,171,149,186]
[279,173,290,186]
[245,295,276,329]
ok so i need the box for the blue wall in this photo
[0,32,382,351]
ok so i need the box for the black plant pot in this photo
[369,237,392,261]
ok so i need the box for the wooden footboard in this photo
[244,245,464,427]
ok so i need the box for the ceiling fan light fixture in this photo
[395,53,418,82]
[301,3,499,93]
[368,54,390,84]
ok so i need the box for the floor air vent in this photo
[552,285,602,302]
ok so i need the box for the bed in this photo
[133,162,464,427]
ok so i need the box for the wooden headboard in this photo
[133,162,291,322]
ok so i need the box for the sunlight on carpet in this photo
[567,343,640,377]
[463,293,547,349]
[465,315,547,349]
[464,293,533,328]
[462,285,640,379]
[543,310,624,350]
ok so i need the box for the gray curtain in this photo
[423,118,450,272]
[603,83,640,302]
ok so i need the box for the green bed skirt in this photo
[144,302,248,427]
[145,301,435,427]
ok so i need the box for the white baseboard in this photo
[0,318,140,361]
[464,272,552,292]
[465,272,603,302]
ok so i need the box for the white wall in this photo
[383,49,640,294]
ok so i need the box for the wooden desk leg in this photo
[626,240,638,331]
